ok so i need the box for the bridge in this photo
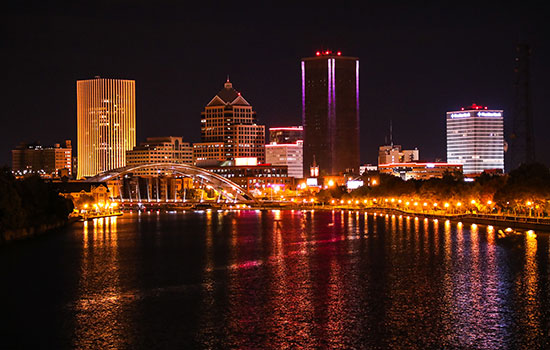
[85,163,256,203]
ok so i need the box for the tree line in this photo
[316,163,550,216]
[0,168,74,238]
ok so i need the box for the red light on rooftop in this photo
[316,51,320,56]
[461,108,464,111]
[465,103,487,111]
[325,50,330,54]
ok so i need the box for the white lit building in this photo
[446,104,504,174]
[265,141,303,178]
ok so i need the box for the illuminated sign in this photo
[235,157,257,166]
[347,180,364,190]
[306,178,318,187]
[450,112,470,118]
[477,112,502,117]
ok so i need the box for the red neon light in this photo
[379,162,460,167]
[269,127,303,131]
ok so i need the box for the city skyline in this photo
[3,2,548,168]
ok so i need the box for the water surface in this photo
[1,210,549,349]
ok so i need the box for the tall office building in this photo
[77,77,136,179]
[509,44,535,171]
[302,50,359,176]
[194,78,265,164]
[446,104,504,174]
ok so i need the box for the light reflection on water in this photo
[79,212,550,348]
[2,210,549,349]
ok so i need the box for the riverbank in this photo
[306,205,550,232]
[116,201,550,232]
[1,219,68,245]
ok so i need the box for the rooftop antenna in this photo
[509,43,535,171]
[390,119,393,147]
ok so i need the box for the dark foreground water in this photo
[1,210,549,349]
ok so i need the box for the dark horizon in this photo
[3,1,549,168]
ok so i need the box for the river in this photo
[1,210,549,349]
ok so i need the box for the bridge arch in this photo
[85,163,256,202]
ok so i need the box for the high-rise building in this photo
[509,44,535,171]
[126,137,193,176]
[11,140,72,178]
[302,50,359,176]
[193,78,265,164]
[446,104,504,174]
[269,126,303,144]
[77,77,136,179]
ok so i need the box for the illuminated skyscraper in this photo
[446,104,504,174]
[77,77,136,179]
[194,78,265,164]
[302,50,360,176]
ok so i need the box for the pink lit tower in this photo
[301,50,360,176]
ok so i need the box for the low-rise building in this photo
[202,160,294,192]
[54,181,110,207]
[12,140,72,178]
[265,141,303,179]
[378,145,419,165]
[379,162,463,180]
[126,137,193,176]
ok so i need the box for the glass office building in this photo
[446,104,504,174]
[301,51,359,176]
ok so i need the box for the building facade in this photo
[203,163,294,193]
[126,137,193,176]
[12,140,72,178]
[269,126,303,144]
[378,145,419,165]
[302,50,359,176]
[379,162,463,180]
[446,104,504,174]
[193,79,265,164]
[77,77,136,179]
[265,141,304,179]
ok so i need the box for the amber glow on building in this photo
[193,78,265,165]
[77,77,136,179]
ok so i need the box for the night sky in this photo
[3,1,549,167]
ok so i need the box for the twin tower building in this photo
[76,52,361,179]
